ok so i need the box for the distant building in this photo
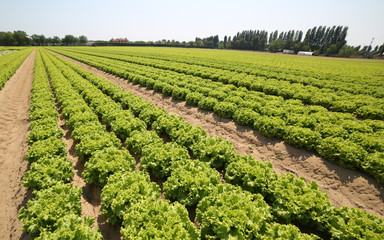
[154,40,166,45]
[110,38,129,43]
[297,51,313,56]
[86,41,95,46]
[283,49,295,54]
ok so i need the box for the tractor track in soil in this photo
[0,49,36,240]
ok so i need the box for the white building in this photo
[297,51,313,56]
[283,49,295,54]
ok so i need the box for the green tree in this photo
[13,31,28,45]
[52,36,61,46]
[269,39,283,52]
[62,35,77,46]
[338,45,357,57]
[379,43,384,55]
[79,35,88,45]
[46,37,53,45]
[0,32,14,45]
[195,37,203,47]
[31,34,46,46]
[325,44,339,55]
[213,35,219,48]
[292,41,310,53]
[251,36,259,50]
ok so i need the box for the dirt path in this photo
[0,49,36,240]
[53,51,384,219]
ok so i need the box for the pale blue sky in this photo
[1,0,383,47]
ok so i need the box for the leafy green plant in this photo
[283,126,322,150]
[285,114,317,129]
[94,101,121,118]
[197,184,272,239]
[141,142,190,178]
[128,100,154,117]
[164,159,221,206]
[75,131,121,160]
[110,117,147,140]
[61,101,89,119]
[169,123,207,150]
[27,124,63,145]
[264,222,319,239]
[23,156,74,190]
[315,122,349,138]
[186,92,204,106]
[36,214,102,240]
[172,86,191,100]
[224,96,245,106]
[162,84,174,96]
[316,137,367,170]
[144,78,156,89]
[18,184,82,237]
[29,108,58,122]
[121,199,200,239]
[101,171,160,224]
[233,108,260,126]
[102,109,134,126]
[138,106,167,126]
[356,105,384,120]
[153,82,167,92]
[225,155,278,197]
[198,96,218,111]
[82,147,136,187]
[208,90,227,101]
[71,122,106,142]
[25,137,67,163]
[348,132,384,153]
[362,152,384,184]
[152,114,184,135]
[213,101,238,118]
[66,111,98,131]
[254,116,286,138]
[29,117,58,130]
[341,120,373,134]
[125,130,163,154]
[268,173,333,230]
[192,136,235,169]
[326,206,384,239]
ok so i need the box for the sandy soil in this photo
[53,51,384,219]
[0,49,36,240]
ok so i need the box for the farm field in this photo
[0,47,384,239]
[51,46,384,184]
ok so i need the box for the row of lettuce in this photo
[54,48,384,119]
[42,48,317,239]
[51,48,384,185]
[18,51,102,239]
[41,49,384,239]
[86,47,382,88]
[0,47,33,90]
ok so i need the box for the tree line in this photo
[188,25,383,57]
[196,26,350,55]
[0,31,88,46]
[1,28,383,58]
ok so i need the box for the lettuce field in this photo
[1,47,384,239]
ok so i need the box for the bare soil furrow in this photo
[0,49,36,240]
